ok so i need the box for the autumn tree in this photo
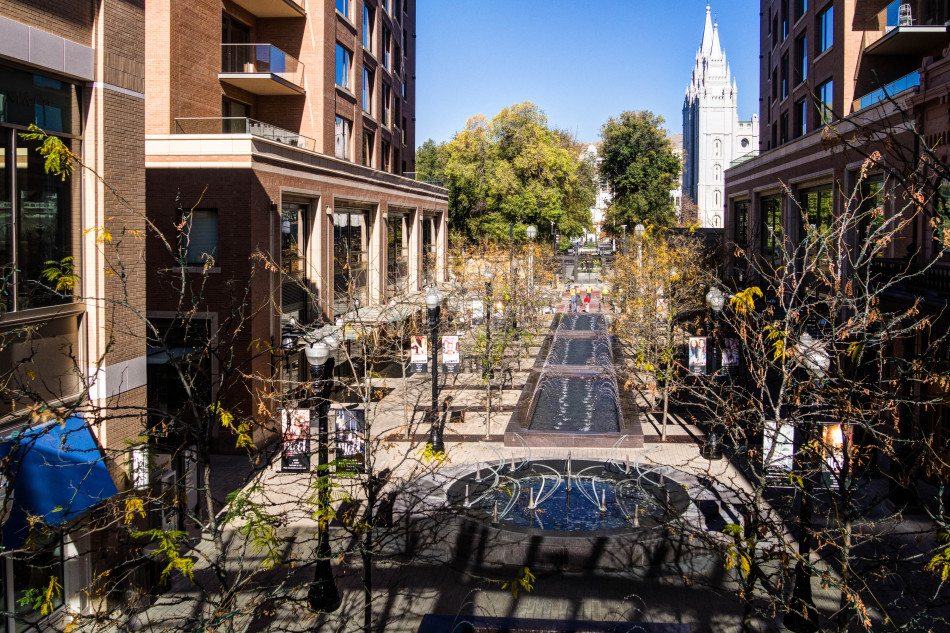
[442,102,595,242]
[599,110,681,228]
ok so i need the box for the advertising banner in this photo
[688,336,708,375]
[442,335,460,373]
[410,335,428,373]
[279,408,311,472]
[763,418,795,484]
[334,408,365,473]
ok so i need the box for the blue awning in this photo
[1,416,119,549]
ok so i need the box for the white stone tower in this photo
[683,3,758,228]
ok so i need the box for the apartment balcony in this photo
[220,44,305,96]
[871,257,950,296]
[852,71,920,111]
[229,0,304,18]
[863,2,950,56]
[174,117,315,151]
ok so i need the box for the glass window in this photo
[794,97,807,137]
[782,0,789,39]
[281,203,306,276]
[817,79,833,125]
[761,195,783,265]
[336,0,349,18]
[13,534,63,632]
[382,26,391,70]
[382,84,391,127]
[795,34,807,84]
[801,186,833,234]
[818,4,833,53]
[363,4,375,51]
[333,210,367,316]
[335,116,352,160]
[335,43,352,90]
[381,0,390,14]
[795,0,807,20]
[781,53,789,99]
[181,208,218,266]
[363,67,374,114]
[780,110,789,145]
[382,139,391,172]
[734,200,749,250]
[387,213,408,296]
[362,130,374,167]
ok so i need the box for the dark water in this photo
[528,375,620,432]
[558,313,606,332]
[547,337,612,366]
[473,475,661,531]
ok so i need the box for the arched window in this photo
[714,164,721,181]
[714,139,721,157]
[714,190,721,208]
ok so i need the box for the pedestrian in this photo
[583,295,590,312]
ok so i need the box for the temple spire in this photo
[711,16,722,58]
[701,3,714,55]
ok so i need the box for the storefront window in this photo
[333,210,367,316]
[387,213,408,297]
[12,533,63,632]
[761,195,783,266]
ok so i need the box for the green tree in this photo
[414,138,449,184]
[444,102,594,242]
[599,111,681,228]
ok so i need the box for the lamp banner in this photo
[410,335,428,373]
[334,407,365,473]
[688,336,708,375]
[442,335,460,373]
[763,418,795,483]
[279,408,311,472]
[821,422,852,474]
[721,338,741,372]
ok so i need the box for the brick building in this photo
[0,0,147,627]
[724,1,950,451]
[143,0,448,448]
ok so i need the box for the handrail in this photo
[853,71,920,111]
[173,117,316,151]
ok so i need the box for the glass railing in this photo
[220,44,304,87]
[854,71,920,110]
[173,117,316,151]
[729,151,760,167]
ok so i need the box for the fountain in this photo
[440,452,696,571]
[505,312,643,447]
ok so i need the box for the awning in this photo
[1,416,119,549]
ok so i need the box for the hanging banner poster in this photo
[442,335,461,373]
[721,338,741,374]
[821,422,851,474]
[279,408,311,472]
[688,336,708,375]
[763,419,795,484]
[334,408,365,473]
[410,335,428,373]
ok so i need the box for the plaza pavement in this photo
[150,289,789,633]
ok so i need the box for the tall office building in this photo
[683,3,759,228]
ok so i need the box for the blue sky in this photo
[415,0,760,146]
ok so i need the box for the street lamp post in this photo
[634,223,645,269]
[425,287,444,454]
[304,339,342,613]
[702,286,726,460]
[619,225,627,254]
[526,225,537,309]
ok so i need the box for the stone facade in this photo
[683,3,759,229]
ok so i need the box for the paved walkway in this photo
[136,287,784,633]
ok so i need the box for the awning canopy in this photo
[1,416,119,549]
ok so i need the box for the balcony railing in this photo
[729,151,760,168]
[871,257,950,295]
[853,71,920,111]
[220,44,305,95]
[403,171,444,186]
[173,117,315,151]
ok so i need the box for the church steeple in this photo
[700,3,714,55]
[711,17,722,58]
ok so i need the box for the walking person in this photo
[583,294,590,312]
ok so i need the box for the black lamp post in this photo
[304,338,342,613]
[703,286,726,460]
[425,287,444,453]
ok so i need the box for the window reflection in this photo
[333,210,367,316]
